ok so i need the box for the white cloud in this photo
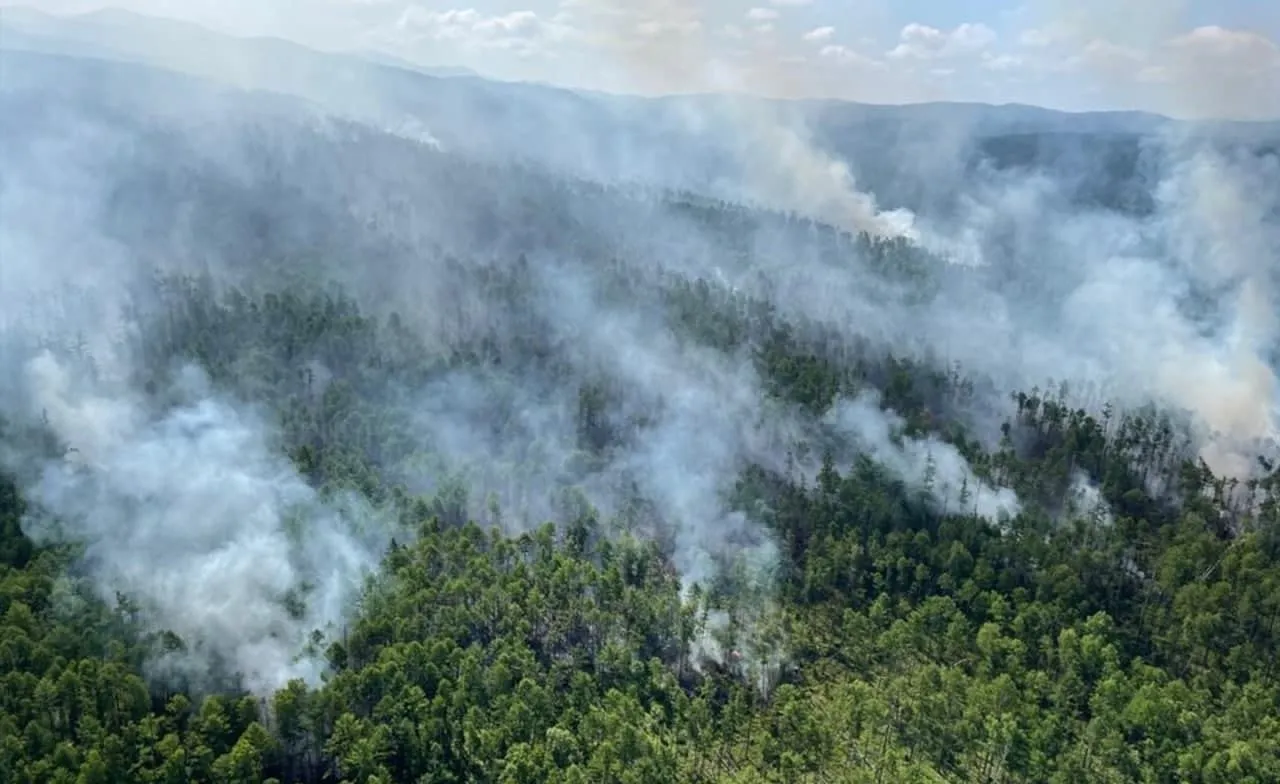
[982,52,1023,71]
[357,7,1280,117]
[1004,19,1280,119]
[1167,26,1280,72]
[634,17,703,38]
[1018,28,1057,48]
[803,26,834,42]
[19,0,1276,118]
[887,22,997,60]
[558,0,702,43]
[1154,26,1280,119]
[386,6,572,57]
[1068,38,1146,74]
[819,44,884,70]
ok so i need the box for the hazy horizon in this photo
[3,1,1278,121]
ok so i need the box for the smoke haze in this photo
[16,353,386,694]
[1,4,1278,692]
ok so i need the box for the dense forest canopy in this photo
[3,10,1280,784]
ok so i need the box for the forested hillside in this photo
[3,25,1280,784]
[6,264,1280,783]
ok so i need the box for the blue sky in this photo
[11,0,1280,118]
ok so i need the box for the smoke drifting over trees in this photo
[1,6,1280,782]
[20,353,386,694]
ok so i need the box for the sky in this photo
[7,0,1280,119]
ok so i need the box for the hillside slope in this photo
[1,24,1280,783]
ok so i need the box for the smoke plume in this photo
[829,391,1021,522]
[2,4,1277,694]
[17,353,386,694]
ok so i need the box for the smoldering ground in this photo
[2,6,1278,693]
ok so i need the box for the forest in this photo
[6,255,1280,783]
[4,19,1280,784]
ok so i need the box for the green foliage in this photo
[3,258,1280,783]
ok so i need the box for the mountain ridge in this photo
[8,4,1277,134]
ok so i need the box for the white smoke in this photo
[19,352,385,695]
[1067,471,1113,527]
[4,3,1277,695]
[829,390,1022,522]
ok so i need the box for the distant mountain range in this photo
[1,5,1277,218]
[0,6,1169,134]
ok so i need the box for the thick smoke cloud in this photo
[393,257,801,593]
[0,57,391,693]
[17,353,385,694]
[562,0,922,240]
[558,0,1280,480]
[851,136,1280,480]
[2,4,1277,693]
